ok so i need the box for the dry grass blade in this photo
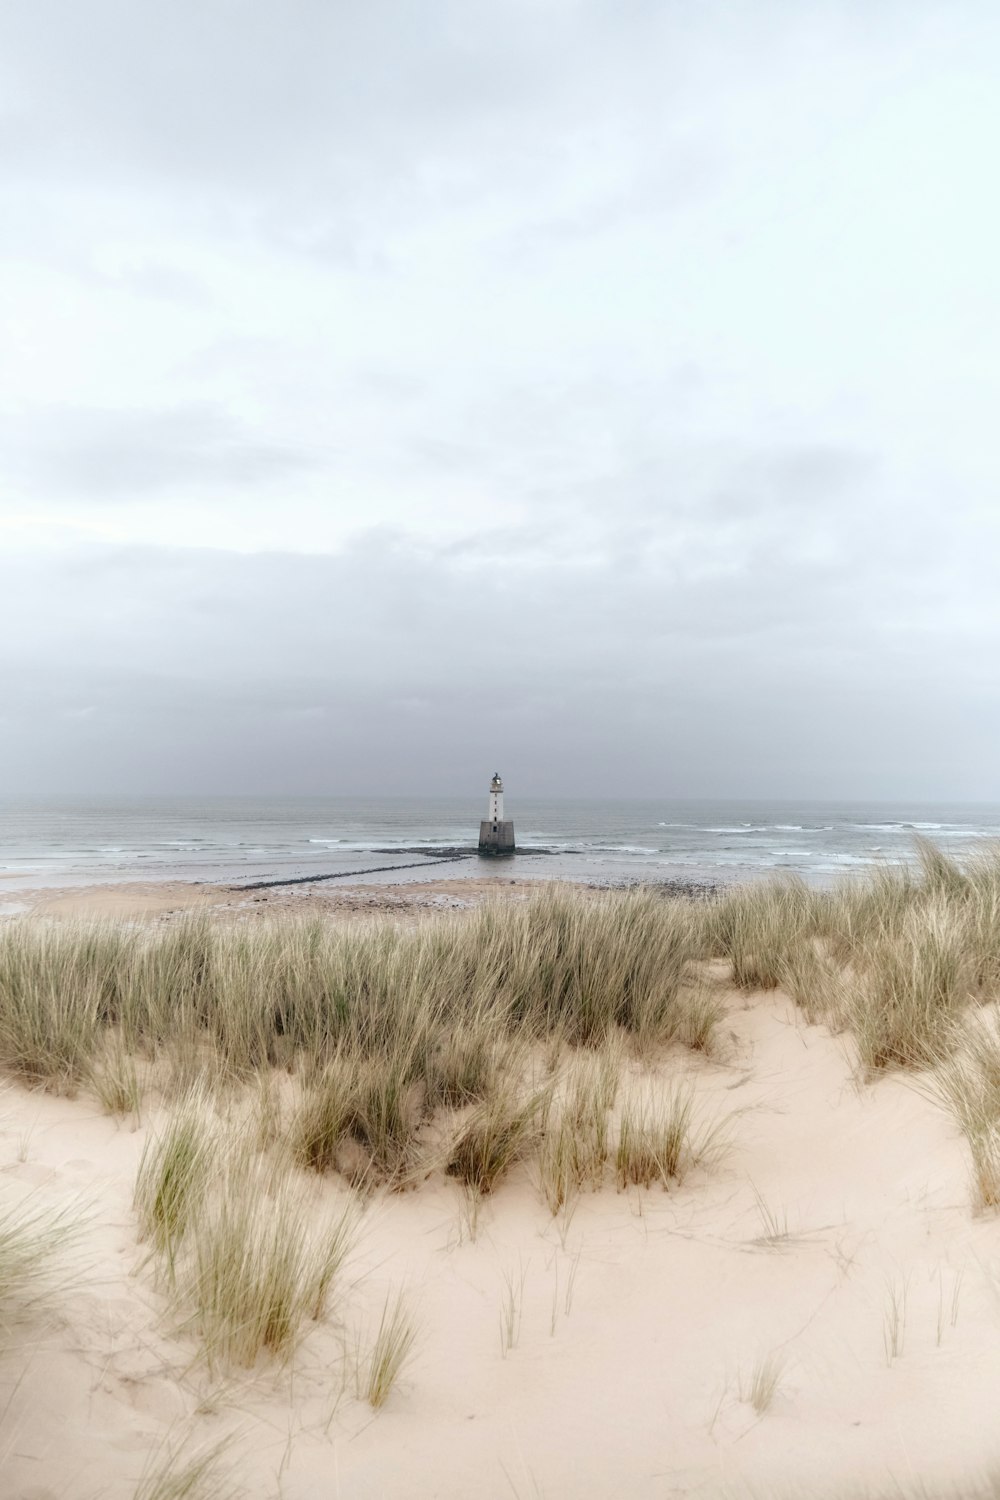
[133,1434,236,1500]
[739,1350,784,1414]
[937,1012,1000,1209]
[778,938,847,1026]
[848,901,972,1074]
[359,1289,418,1408]
[747,1184,794,1248]
[290,1055,358,1176]
[882,1277,907,1365]
[185,1157,355,1368]
[0,849,991,1119]
[134,1095,214,1276]
[615,1086,726,1191]
[0,1194,82,1325]
[498,1261,527,1356]
[673,984,728,1052]
[538,1048,620,1215]
[446,1084,550,1196]
[701,878,815,992]
[88,1031,143,1117]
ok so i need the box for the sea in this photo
[1,795,999,900]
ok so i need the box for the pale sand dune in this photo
[0,989,998,1499]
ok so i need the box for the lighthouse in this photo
[478,771,516,856]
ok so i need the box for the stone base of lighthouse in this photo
[478,820,516,856]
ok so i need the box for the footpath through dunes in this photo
[2,965,1000,1496]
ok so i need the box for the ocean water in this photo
[1,795,1000,893]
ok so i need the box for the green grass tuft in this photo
[357,1288,418,1408]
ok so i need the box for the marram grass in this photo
[186,1156,354,1369]
[614,1085,726,1191]
[355,1288,418,1408]
[446,1082,550,1195]
[152,1134,357,1370]
[133,1434,236,1500]
[0,1193,81,1329]
[0,888,707,1101]
[134,1090,215,1277]
[698,841,1000,1078]
[3,850,1000,1225]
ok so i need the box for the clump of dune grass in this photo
[614,1086,725,1191]
[937,1011,1000,1134]
[820,864,921,963]
[183,1153,355,1368]
[290,1054,357,1176]
[135,1093,356,1369]
[673,983,728,1052]
[0,887,725,1116]
[446,1084,550,1196]
[134,1093,215,1277]
[356,1288,417,1408]
[693,843,988,1065]
[777,938,848,1026]
[0,1194,80,1323]
[133,1435,235,1500]
[968,1125,1000,1212]
[916,834,971,903]
[937,1009,1000,1209]
[0,927,105,1090]
[88,1033,143,1118]
[465,886,698,1047]
[748,1184,795,1249]
[848,900,973,1074]
[739,1350,784,1414]
[424,1013,519,1109]
[341,1047,427,1183]
[290,1044,431,1188]
[538,1046,620,1214]
[961,849,1000,993]
[538,1111,589,1219]
[697,877,817,992]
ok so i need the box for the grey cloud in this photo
[1,1,997,800]
[0,2,549,202]
[104,262,213,307]
[0,403,317,500]
[731,446,878,503]
[0,513,995,797]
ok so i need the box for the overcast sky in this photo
[2,1,998,801]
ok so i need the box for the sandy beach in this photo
[5,874,542,924]
[1,869,1000,1499]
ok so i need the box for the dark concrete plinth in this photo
[478,820,516,855]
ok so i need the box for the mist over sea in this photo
[2,795,1000,896]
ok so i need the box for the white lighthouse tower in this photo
[478,771,515,855]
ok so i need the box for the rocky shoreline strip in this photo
[589,876,723,899]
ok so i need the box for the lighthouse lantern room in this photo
[478,771,516,856]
